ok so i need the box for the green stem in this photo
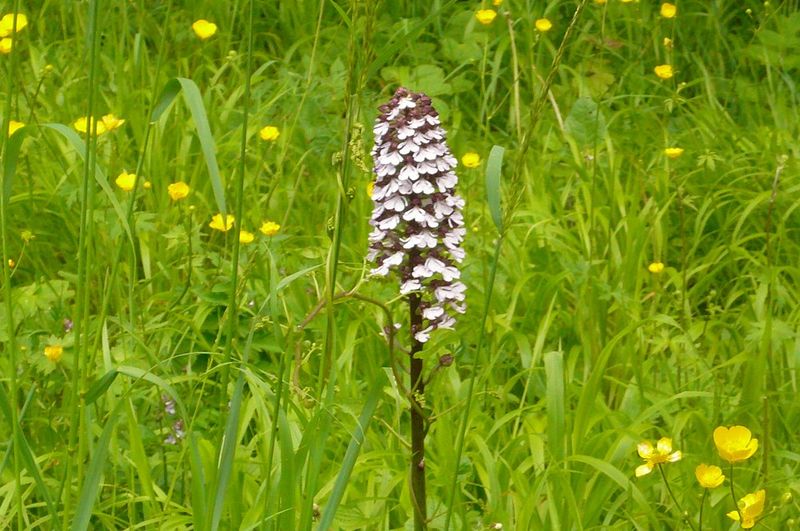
[0,3,24,527]
[729,463,742,522]
[444,235,503,530]
[218,0,255,410]
[698,488,707,531]
[63,0,101,520]
[658,464,697,531]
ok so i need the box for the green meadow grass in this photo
[1,0,799,529]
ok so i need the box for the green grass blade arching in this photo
[70,400,125,531]
[0,386,61,528]
[150,77,227,215]
[316,377,383,531]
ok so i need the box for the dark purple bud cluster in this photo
[368,87,466,343]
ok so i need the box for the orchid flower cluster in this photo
[368,87,466,343]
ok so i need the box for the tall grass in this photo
[0,0,798,529]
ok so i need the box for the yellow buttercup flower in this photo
[0,13,28,37]
[74,116,105,135]
[714,426,758,463]
[493,0,503,5]
[239,230,255,244]
[44,345,63,363]
[648,262,665,274]
[115,171,138,192]
[660,3,677,18]
[0,37,13,54]
[535,18,553,32]
[654,64,674,79]
[367,181,375,198]
[101,113,125,131]
[73,114,125,135]
[695,464,725,489]
[8,258,15,268]
[635,437,682,477]
[663,37,673,48]
[192,19,217,40]
[594,0,607,3]
[259,125,280,141]
[727,490,765,529]
[209,213,235,232]
[461,152,481,168]
[475,9,497,25]
[259,220,280,236]
[664,147,684,159]
[7,120,24,136]
[168,181,190,201]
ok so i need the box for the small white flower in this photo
[441,265,460,282]
[368,228,387,242]
[399,165,420,182]
[397,126,416,140]
[437,172,458,191]
[423,212,440,228]
[379,151,403,166]
[436,158,455,172]
[444,228,466,248]
[384,195,407,212]
[398,181,414,195]
[446,194,465,209]
[376,164,397,178]
[423,306,445,320]
[398,97,416,109]
[372,185,390,201]
[373,121,389,139]
[417,161,438,175]
[414,326,433,343]
[412,263,434,278]
[403,206,428,223]
[378,215,400,230]
[437,314,456,329]
[412,179,435,194]
[425,115,441,126]
[435,282,466,302]
[449,247,466,262]
[424,256,446,273]
[433,200,454,217]
[413,132,429,144]
[403,231,438,249]
[413,147,438,162]
[400,279,422,294]
[398,139,420,154]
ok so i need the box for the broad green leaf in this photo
[564,97,607,148]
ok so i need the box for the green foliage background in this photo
[1,0,799,529]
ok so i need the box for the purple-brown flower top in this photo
[368,87,466,343]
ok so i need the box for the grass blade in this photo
[485,145,505,234]
[317,377,383,531]
[150,77,227,214]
